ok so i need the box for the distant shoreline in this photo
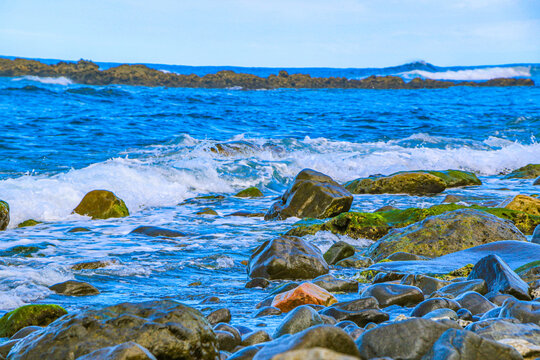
[0,58,534,89]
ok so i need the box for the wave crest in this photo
[14,75,73,85]
[400,66,531,81]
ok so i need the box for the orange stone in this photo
[271,282,337,312]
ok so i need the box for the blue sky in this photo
[0,0,539,67]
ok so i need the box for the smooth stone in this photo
[312,274,358,293]
[246,278,270,289]
[0,200,9,231]
[269,283,300,297]
[227,344,264,360]
[241,331,271,347]
[0,304,67,338]
[499,298,540,324]
[235,325,254,336]
[75,342,157,360]
[72,190,129,219]
[504,164,540,179]
[214,323,241,343]
[467,318,540,343]
[422,308,458,321]
[500,194,540,216]
[422,328,521,360]
[335,254,374,268]
[400,274,450,295]
[273,305,323,338]
[271,283,337,313]
[468,254,531,300]
[455,291,496,315]
[480,307,502,320]
[437,279,487,298]
[372,271,406,283]
[411,298,461,317]
[207,308,232,325]
[344,171,447,196]
[235,187,263,198]
[215,330,239,352]
[269,347,360,360]
[319,307,388,327]
[71,259,117,270]
[486,293,516,306]
[325,297,380,312]
[323,241,355,265]
[130,226,186,237]
[254,307,282,318]
[457,308,473,321]
[200,296,221,304]
[49,280,100,296]
[67,227,91,233]
[361,283,424,307]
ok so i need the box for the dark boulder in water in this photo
[272,305,323,338]
[437,279,488,298]
[410,298,461,317]
[323,241,355,265]
[400,274,450,296]
[0,304,67,338]
[75,342,157,360]
[454,291,496,315]
[17,219,42,228]
[534,176,540,185]
[312,274,358,293]
[248,236,329,280]
[265,169,352,220]
[344,171,447,195]
[0,200,9,230]
[235,187,263,198]
[366,209,526,261]
[130,226,186,237]
[49,280,100,296]
[468,254,531,300]
[360,283,424,307]
[7,300,218,360]
[73,190,129,219]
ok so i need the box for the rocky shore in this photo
[0,58,535,89]
[1,164,539,359]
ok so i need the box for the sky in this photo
[0,0,539,68]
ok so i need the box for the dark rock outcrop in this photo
[504,164,540,179]
[323,241,355,265]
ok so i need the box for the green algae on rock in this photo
[344,172,447,196]
[504,164,540,179]
[196,207,218,215]
[421,170,482,187]
[0,200,9,230]
[235,186,263,198]
[500,194,540,217]
[17,219,42,228]
[0,304,67,337]
[73,190,129,219]
[365,209,526,261]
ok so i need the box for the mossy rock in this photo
[0,200,9,230]
[344,172,446,196]
[0,304,67,337]
[196,207,218,215]
[73,190,129,219]
[433,264,474,280]
[500,194,540,217]
[422,170,481,188]
[515,260,540,274]
[0,243,52,257]
[504,164,540,179]
[17,219,43,228]
[235,187,263,198]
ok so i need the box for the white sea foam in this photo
[14,75,74,85]
[400,66,531,81]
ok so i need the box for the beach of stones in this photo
[0,164,539,360]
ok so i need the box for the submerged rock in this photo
[7,300,218,360]
[504,164,540,179]
[130,226,186,237]
[366,209,526,261]
[71,259,118,270]
[344,171,446,195]
[235,187,263,198]
[501,194,540,216]
[0,304,67,338]
[49,280,100,296]
[265,169,352,220]
[0,200,9,230]
[271,283,337,312]
[16,219,42,228]
[248,236,329,280]
[73,190,129,219]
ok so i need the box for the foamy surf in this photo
[13,75,74,85]
[400,66,531,81]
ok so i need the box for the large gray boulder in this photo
[248,236,329,280]
[265,169,353,220]
[7,300,218,360]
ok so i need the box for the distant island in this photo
[0,58,534,89]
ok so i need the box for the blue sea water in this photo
[0,59,539,330]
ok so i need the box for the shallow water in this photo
[0,60,539,331]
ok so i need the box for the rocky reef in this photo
[0,58,535,89]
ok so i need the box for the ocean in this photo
[0,59,539,331]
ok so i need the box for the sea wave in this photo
[400,66,531,81]
[13,75,74,85]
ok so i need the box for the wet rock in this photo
[72,190,129,219]
[235,325,254,336]
[400,274,450,295]
[312,274,358,293]
[196,207,218,215]
[323,297,380,313]
[226,211,265,218]
[385,251,430,261]
[265,169,353,220]
[487,293,516,306]
[355,318,460,360]
[0,340,19,358]
[201,296,221,304]
[210,141,260,156]
[501,194,540,216]
[269,348,359,360]
[71,259,117,270]
[17,220,42,228]
[457,308,473,321]
[423,328,521,360]
[215,330,239,352]
[375,205,399,212]
[49,280,100,296]
[75,342,157,360]
[422,308,458,321]
[245,278,270,289]
[345,171,447,196]
[499,298,540,324]
[437,279,487,298]
[467,318,540,343]
[335,254,374,268]
[320,307,388,327]
[7,300,218,360]
[323,241,355,265]
[468,254,531,300]
[9,326,41,340]
[533,225,540,244]
[248,236,329,280]
[253,325,360,360]
[0,304,67,338]
[505,164,540,179]
[235,187,263,198]
[0,200,9,230]
[535,177,540,185]
[207,308,231,325]
[254,307,282,318]
[455,291,496,315]
[271,283,337,313]
[270,282,300,296]
[241,331,271,347]
[498,338,540,359]
[480,307,502,320]
[130,226,186,237]
[361,283,424,307]
[366,209,526,261]
[273,305,323,338]
[411,298,461,317]
[67,227,91,233]
[415,170,482,188]
[372,271,406,283]
[228,344,264,360]
[336,321,365,340]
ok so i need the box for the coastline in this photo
[0,58,535,89]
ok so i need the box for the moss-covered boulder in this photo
[0,200,9,230]
[500,194,540,217]
[265,169,353,220]
[196,207,218,215]
[504,164,540,179]
[17,219,42,228]
[235,187,263,198]
[422,170,481,187]
[0,304,67,337]
[344,172,446,196]
[365,209,526,261]
[73,190,129,219]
